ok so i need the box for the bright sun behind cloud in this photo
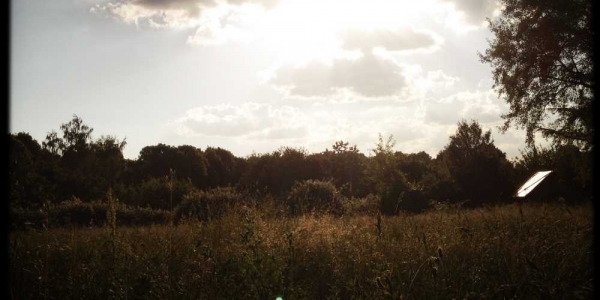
[262,0,438,65]
[187,0,440,66]
[73,0,513,158]
[93,0,489,67]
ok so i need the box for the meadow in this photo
[10,201,594,299]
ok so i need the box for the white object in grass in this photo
[516,171,552,197]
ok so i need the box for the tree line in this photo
[9,0,595,216]
[9,115,592,215]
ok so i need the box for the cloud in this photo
[170,96,526,158]
[439,0,500,28]
[269,53,409,98]
[133,0,214,11]
[171,101,430,148]
[340,28,441,53]
[186,3,263,45]
[173,102,308,139]
[227,0,279,9]
[425,89,506,125]
[408,69,460,99]
[90,1,207,28]
[91,0,278,29]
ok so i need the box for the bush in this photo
[379,181,431,215]
[10,197,172,230]
[174,187,242,225]
[131,177,198,210]
[115,206,172,226]
[342,194,379,216]
[397,188,430,213]
[285,180,343,216]
[52,197,112,227]
[379,173,409,216]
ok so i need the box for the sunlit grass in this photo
[10,202,593,299]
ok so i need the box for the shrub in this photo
[131,177,198,210]
[174,187,242,224]
[397,188,430,213]
[379,180,431,215]
[115,206,171,226]
[377,170,410,215]
[52,197,111,227]
[285,179,343,216]
[342,194,379,216]
[9,196,172,230]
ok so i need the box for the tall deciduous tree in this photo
[438,120,515,206]
[480,0,593,149]
[205,147,238,188]
[326,141,369,197]
[40,115,128,201]
[9,133,58,208]
[137,144,208,189]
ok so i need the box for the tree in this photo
[91,135,127,186]
[395,151,433,184]
[367,135,433,214]
[331,140,358,154]
[322,141,369,197]
[9,133,57,208]
[205,147,238,188]
[274,147,312,195]
[480,0,593,149]
[437,120,515,206]
[369,134,396,185]
[40,115,127,201]
[137,144,208,189]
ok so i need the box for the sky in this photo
[10,0,543,160]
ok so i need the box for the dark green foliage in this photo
[400,189,430,213]
[92,136,128,186]
[377,172,409,215]
[285,179,344,216]
[129,177,198,210]
[481,0,593,149]
[174,187,242,224]
[34,115,128,203]
[325,141,371,197]
[437,120,515,207]
[9,133,58,208]
[378,181,431,214]
[368,134,433,215]
[395,151,433,184]
[10,198,172,230]
[205,147,241,188]
[342,194,380,216]
[240,147,318,196]
[137,144,208,189]
[10,114,589,216]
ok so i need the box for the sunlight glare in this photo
[254,0,436,66]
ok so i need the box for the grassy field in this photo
[10,202,594,299]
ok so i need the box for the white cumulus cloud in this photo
[425,89,506,125]
[340,28,442,53]
[269,53,409,99]
[173,102,308,139]
[91,0,278,29]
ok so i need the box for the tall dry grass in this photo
[10,202,593,299]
